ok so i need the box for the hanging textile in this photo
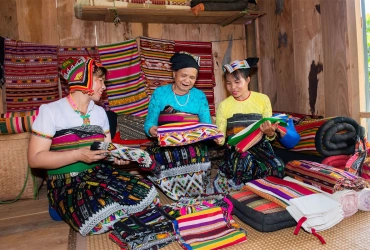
[4,39,59,112]
[98,39,150,117]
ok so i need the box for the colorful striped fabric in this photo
[140,37,175,96]
[174,41,216,115]
[228,117,287,152]
[119,0,190,5]
[57,46,102,99]
[158,112,199,126]
[285,160,367,193]
[174,207,247,250]
[98,40,150,117]
[0,110,39,134]
[4,39,59,112]
[157,122,223,147]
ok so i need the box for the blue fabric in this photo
[144,84,212,136]
[278,118,300,149]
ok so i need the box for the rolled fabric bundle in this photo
[331,190,359,218]
[321,155,350,170]
[358,188,370,211]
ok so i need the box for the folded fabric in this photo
[285,160,367,193]
[358,188,370,211]
[228,117,287,153]
[173,207,247,249]
[287,193,344,233]
[227,190,296,232]
[275,117,300,149]
[145,143,212,200]
[117,114,148,140]
[0,110,39,134]
[90,141,155,170]
[157,122,223,147]
[110,206,177,250]
[284,176,358,218]
[158,113,199,126]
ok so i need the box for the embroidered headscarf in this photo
[223,58,259,74]
[61,57,106,95]
[170,51,200,71]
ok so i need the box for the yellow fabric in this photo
[216,91,272,145]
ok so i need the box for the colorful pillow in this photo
[0,110,39,134]
[157,122,223,147]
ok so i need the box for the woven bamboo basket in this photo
[0,132,44,201]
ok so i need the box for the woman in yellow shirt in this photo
[214,58,284,193]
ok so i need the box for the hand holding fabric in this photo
[149,126,158,137]
[260,120,279,137]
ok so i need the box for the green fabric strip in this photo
[48,161,96,175]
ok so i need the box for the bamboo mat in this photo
[71,190,370,250]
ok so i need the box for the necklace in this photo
[66,94,91,126]
[173,88,190,107]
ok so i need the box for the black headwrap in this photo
[170,52,200,71]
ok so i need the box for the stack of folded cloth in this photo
[109,206,178,250]
[243,176,344,241]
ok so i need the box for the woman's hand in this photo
[214,133,225,145]
[149,126,158,137]
[77,147,109,163]
[260,120,279,137]
[113,157,130,166]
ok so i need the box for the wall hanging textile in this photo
[173,206,248,249]
[174,40,215,115]
[0,36,4,86]
[272,116,363,157]
[140,37,175,96]
[145,143,212,200]
[98,39,150,117]
[285,160,367,193]
[4,38,59,112]
[157,122,223,147]
[0,110,39,134]
[227,190,296,232]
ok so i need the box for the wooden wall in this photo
[0,0,247,115]
[0,0,364,124]
[255,0,364,122]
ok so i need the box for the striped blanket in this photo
[285,160,367,194]
[272,116,362,157]
[98,40,150,117]
[0,110,39,134]
[4,39,59,112]
[174,207,247,249]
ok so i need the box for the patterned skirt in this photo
[47,164,159,236]
[214,139,285,193]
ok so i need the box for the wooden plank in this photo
[246,22,258,92]
[16,0,59,44]
[256,0,278,108]
[291,0,324,116]
[345,0,364,123]
[75,5,266,25]
[320,0,350,117]
[0,0,19,40]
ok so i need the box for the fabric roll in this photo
[284,176,358,218]
[321,155,350,170]
[331,190,358,218]
[358,188,370,211]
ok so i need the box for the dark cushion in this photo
[227,190,296,232]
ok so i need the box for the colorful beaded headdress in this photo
[223,58,259,73]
